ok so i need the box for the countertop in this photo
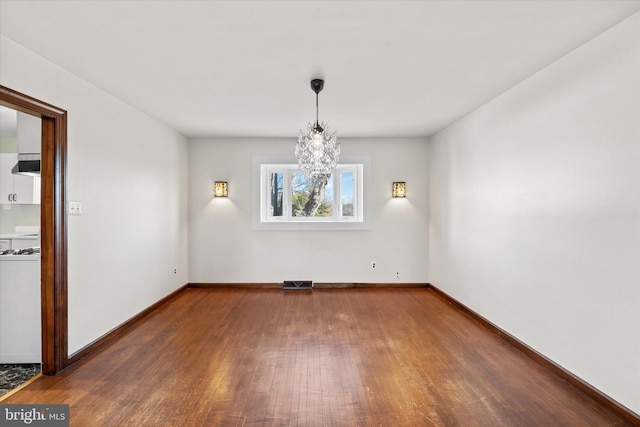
[0,233,39,240]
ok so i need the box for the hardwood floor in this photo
[1,288,633,426]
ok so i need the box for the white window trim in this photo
[252,155,371,231]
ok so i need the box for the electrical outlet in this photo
[372,261,376,269]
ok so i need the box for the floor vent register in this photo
[283,280,313,290]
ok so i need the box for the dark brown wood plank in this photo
[1,288,635,426]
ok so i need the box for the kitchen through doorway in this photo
[0,105,42,396]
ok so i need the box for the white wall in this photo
[0,35,190,355]
[428,13,640,413]
[189,137,428,283]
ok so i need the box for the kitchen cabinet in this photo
[0,153,40,204]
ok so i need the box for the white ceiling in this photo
[1,1,638,138]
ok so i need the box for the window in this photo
[260,164,364,224]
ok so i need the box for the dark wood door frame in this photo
[0,85,68,374]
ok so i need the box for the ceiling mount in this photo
[310,79,324,94]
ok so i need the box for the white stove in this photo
[0,246,41,363]
[0,226,40,261]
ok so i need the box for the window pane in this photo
[341,171,354,217]
[270,172,283,217]
[291,173,333,217]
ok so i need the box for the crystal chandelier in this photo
[295,79,340,177]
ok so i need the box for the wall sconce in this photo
[392,182,406,198]
[214,181,228,197]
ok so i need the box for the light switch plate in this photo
[69,201,82,215]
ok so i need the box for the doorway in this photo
[0,85,68,375]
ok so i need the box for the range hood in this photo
[12,153,41,177]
